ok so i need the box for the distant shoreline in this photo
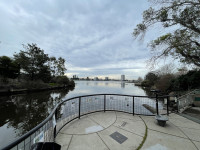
[0,85,74,96]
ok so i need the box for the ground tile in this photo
[55,134,72,150]
[68,133,109,150]
[98,125,143,150]
[193,141,200,150]
[169,117,200,129]
[113,117,145,136]
[141,130,197,150]
[179,127,200,142]
[87,112,116,128]
[141,116,187,138]
[59,116,102,134]
[115,112,142,121]
[168,113,186,119]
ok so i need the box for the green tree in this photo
[0,56,20,80]
[49,57,67,77]
[170,70,200,91]
[142,72,159,87]
[133,0,200,67]
[56,57,66,76]
[14,43,51,81]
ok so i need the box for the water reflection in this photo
[65,81,146,99]
[0,88,73,148]
[121,82,125,88]
[0,81,147,148]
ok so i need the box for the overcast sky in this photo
[0,0,162,80]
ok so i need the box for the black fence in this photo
[2,94,171,150]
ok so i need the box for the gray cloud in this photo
[0,0,151,79]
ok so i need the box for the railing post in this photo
[104,95,106,112]
[167,96,169,116]
[176,96,179,113]
[54,109,57,139]
[156,93,159,115]
[132,96,134,116]
[79,97,81,119]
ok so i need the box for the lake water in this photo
[0,81,147,148]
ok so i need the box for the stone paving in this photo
[56,112,200,150]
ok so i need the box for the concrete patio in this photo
[55,112,200,150]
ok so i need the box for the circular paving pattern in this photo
[56,111,146,150]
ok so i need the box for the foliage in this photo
[142,72,159,87]
[53,76,69,85]
[14,43,67,82]
[133,0,200,67]
[69,79,75,87]
[49,57,67,76]
[14,43,50,81]
[156,63,175,76]
[137,77,143,83]
[51,76,75,89]
[0,56,20,80]
[36,65,52,83]
[170,69,200,91]
[155,74,175,92]
[143,69,200,93]
[20,80,49,90]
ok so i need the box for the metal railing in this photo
[2,94,170,150]
[177,89,200,112]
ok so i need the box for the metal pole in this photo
[104,95,106,112]
[177,96,179,113]
[79,97,81,119]
[55,108,57,120]
[167,96,169,116]
[132,96,134,116]
[156,93,159,115]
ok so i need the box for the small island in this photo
[0,43,75,95]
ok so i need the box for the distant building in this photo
[121,75,125,81]
[72,75,79,80]
[94,77,99,81]
[105,77,109,81]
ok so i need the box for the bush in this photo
[170,70,200,91]
[19,80,49,90]
[155,74,175,93]
[51,76,69,85]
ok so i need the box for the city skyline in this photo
[71,74,137,81]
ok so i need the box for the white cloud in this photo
[0,0,152,79]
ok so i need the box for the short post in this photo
[177,96,179,113]
[132,96,134,116]
[167,96,169,116]
[79,97,81,119]
[104,95,106,112]
[156,93,159,115]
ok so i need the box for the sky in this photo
[0,0,164,80]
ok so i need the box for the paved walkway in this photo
[56,112,200,150]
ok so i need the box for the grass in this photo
[136,117,148,150]
[48,83,59,86]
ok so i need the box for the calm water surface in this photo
[0,81,146,148]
